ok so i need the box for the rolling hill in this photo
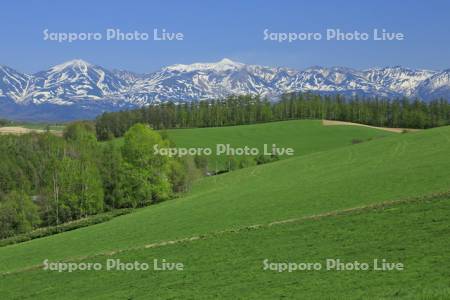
[165,119,393,164]
[1,122,450,298]
[140,120,394,170]
[2,194,449,299]
[1,124,449,269]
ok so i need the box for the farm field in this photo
[1,121,450,299]
[18,123,65,132]
[2,194,449,299]
[1,124,449,275]
[165,119,394,156]
[0,124,64,135]
[111,120,396,170]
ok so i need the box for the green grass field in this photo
[165,120,393,166]
[111,120,394,170]
[1,121,450,298]
[2,195,449,299]
[18,123,66,132]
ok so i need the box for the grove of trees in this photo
[96,93,450,140]
[0,123,200,239]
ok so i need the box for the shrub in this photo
[0,208,132,247]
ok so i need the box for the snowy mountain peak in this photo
[18,59,128,105]
[49,59,93,73]
[165,58,245,73]
[217,58,243,67]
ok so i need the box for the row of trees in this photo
[96,93,450,140]
[0,123,201,239]
[0,119,12,126]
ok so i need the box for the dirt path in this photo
[322,120,421,133]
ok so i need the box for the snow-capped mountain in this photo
[112,69,145,86]
[127,59,285,102]
[23,59,129,106]
[0,58,449,121]
[0,65,30,102]
[363,67,436,97]
[281,66,398,98]
[415,70,450,100]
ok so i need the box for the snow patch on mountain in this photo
[0,65,31,102]
[415,70,450,100]
[364,67,436,97]
[165,58,245,73]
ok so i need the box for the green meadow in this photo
[165,120,393,164]
[111,120,394,169]
[1,121,450,298]
[18,123,66,132]
[2,195,449,299]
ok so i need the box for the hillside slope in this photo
[165,120,394,169]
[0,126,449,274]
[2,195,449,299]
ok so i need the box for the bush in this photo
[0,191,40,239]
[239,156,257,169]
[255,154,279,165]
[0,208,132,247]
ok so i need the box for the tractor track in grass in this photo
[1,190,449,277]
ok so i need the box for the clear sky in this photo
[1,0,449,73]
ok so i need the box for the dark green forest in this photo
[0,123,202,240]
[96,93,450,140]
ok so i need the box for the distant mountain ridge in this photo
[0,58,449,121]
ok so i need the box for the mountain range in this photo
[1,58,449,121]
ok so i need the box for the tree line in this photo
[0,122,201,239]
[96,93,450,140]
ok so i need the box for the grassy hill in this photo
[165,120,394,165]
[111,120,394,170]
[1,122,450,298]
[1,125,449,269]
[2,194,449,299]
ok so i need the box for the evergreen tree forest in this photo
[96,93,450,140]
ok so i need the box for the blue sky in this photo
[1,0,449,73]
